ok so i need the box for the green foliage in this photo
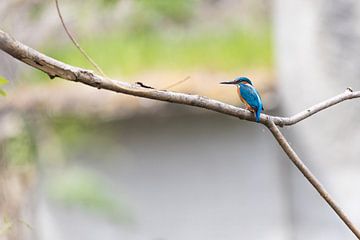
[0,76,8,96]
[5,130,35,166]
[99,0,118,8]
[0,89,6,97]
[29,2,46,20]
[48,168,132,222]
[52,117,93,149]
[137,0,195,23]
[43,29,272,77]
[0,216,12,236]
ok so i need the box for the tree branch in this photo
[273,87,360,126]
[55,0,107,77]
[0,29,359,126]
[1,29,360,239]
[266,120,360,239]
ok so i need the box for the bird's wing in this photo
[240,84,262,110]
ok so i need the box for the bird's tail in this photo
[255,108,261,122]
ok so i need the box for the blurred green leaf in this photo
[138,0,195,23]
[29,2,45,20]
[0,76,8,85]
[0,89,6,96]
[0,76,8,96]
[0,216,13,236]
[48,168,133,222]
[42,29,272,77]
[52,117,94,150]
[5,130,35,166]
[99,0,118,7]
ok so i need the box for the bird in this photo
[220,77,264,122]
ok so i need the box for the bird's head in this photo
[220,77,253,86]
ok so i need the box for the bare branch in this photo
[1,29,360,239]
[55,0,107,77]
[273,88,360,126]
[0,29,358,126]
[266,120,360,239]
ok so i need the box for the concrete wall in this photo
[36,112,292,240]
[274,0,360,239]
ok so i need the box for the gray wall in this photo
[37,111,292,240]
[274,0,360,239]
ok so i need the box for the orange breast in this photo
[237,87,254,111]
[237,88,242,100]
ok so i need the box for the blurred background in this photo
[0,0,359,239]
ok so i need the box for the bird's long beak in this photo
[220,80,237,85]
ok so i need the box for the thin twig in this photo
[55,0,107,77]
[271,88,360,126]
[0,28,360,239]
[266,120,360,239]
[163,76,191,90]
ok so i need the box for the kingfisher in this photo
[220,77,264,122]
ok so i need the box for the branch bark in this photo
[266,120,360,239]
[0,29,359,126]
[55,0,107,77]
[1,29,360,238]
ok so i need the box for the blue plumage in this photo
[239,83,263,122]
[220,76,264,122]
